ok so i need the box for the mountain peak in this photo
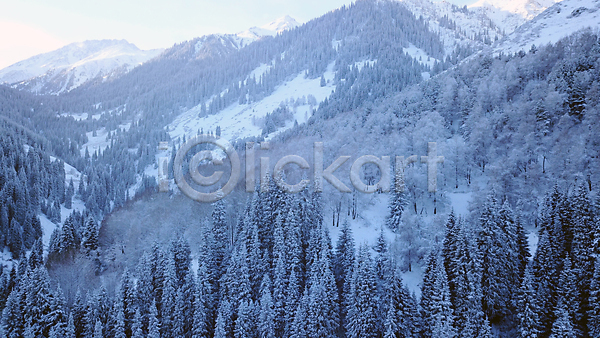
[469,0,562,19]
[261,15,301,33]
[237,15,301,42]
[469,0,563,33]
[0,39,163,94]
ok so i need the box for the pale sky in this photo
[0,0,473,69]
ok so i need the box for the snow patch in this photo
[168,61,336,142]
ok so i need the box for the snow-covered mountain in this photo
[237,15,301,44]
[397,0,504,56]
[192,15,302,55]
[494,0,600,53]
[468,0,563,33]
[0,39,163,94]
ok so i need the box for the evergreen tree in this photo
[148,299,161,338]
[588,256,600,337]
[65,313,76,338]
[383,270,419,338]
[93,320,103,338]
[131,309,144,338]
[346,245,379,338]
[421,249,456,338]
[334,219,355,332]
[387,181,407,232]
[291,287,309,338]
[258,275,275,338]
[65,178,74,209]
[517,264,540,338]
[193,260,213,338]
[477,195,514,323]
[442,211,459,303]
[110,292,126,338]
[214,300,233,338]
[571,185,595,335]
[81,217,99,254]
[550,300,576,338]
[234,300,255,338]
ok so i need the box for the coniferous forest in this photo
[1,0,600,337]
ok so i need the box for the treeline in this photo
[1,181,599,337]
[0,126,65,258]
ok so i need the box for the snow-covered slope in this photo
[168,61,336,142]
[398,0,504,55]
[469,0,562,33]
[494,0,600,53]
[0,39,163,94]
[237,15,301,43]
[187,16,301,60]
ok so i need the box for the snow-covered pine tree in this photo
[550,299,576,338]
[148,300,161,338]
[212,200,230,288]
[234,300,255,338]
[421,249,456,338]
[258,275,275,338]
[570,185,595,335]
[291,287,309,338]
[131,309,144,338]
[162,256,179,337]
[387,177,407,232]
[174,272,195,338]
[65,313,76,338]
[110,290,126,338]
[442,211,459,302]
[334,219,355,331]
[588,256,600,337]
[452,225,486,337]
[517,264,540,338]
[383,270,419,338]
[81,217,99,254]
[93,319,103,338]
[214,300,233,338]
[346,245,379,338]
[477,194,514,323]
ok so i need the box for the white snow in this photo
[469,0,562,33]
[0,39,163,93]
[402,264,424,299]
[168,61,336,142]
[527,230,539,258]
[39,213,58,255]
[493,0,600,54]
[403,43,439,68]
[446,192,473,217]
[353,60,377,72]
[237,15,301,44]
[398,0,505,56]
[81,123,130,156]
[0,249,13,272]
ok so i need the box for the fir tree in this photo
[387,180,407,232]
[93,320,103,338]
[517,264,540,338]
[81,217,99,254]
[383,271,419,338]
[214,300,233,338]
[234,300,255,338]
[131,309,144,338]
[258,275,275,338]
[148,300,161,338]
[588,256,600,337]
[346,245,379,338]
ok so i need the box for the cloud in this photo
[0,21,65,69]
